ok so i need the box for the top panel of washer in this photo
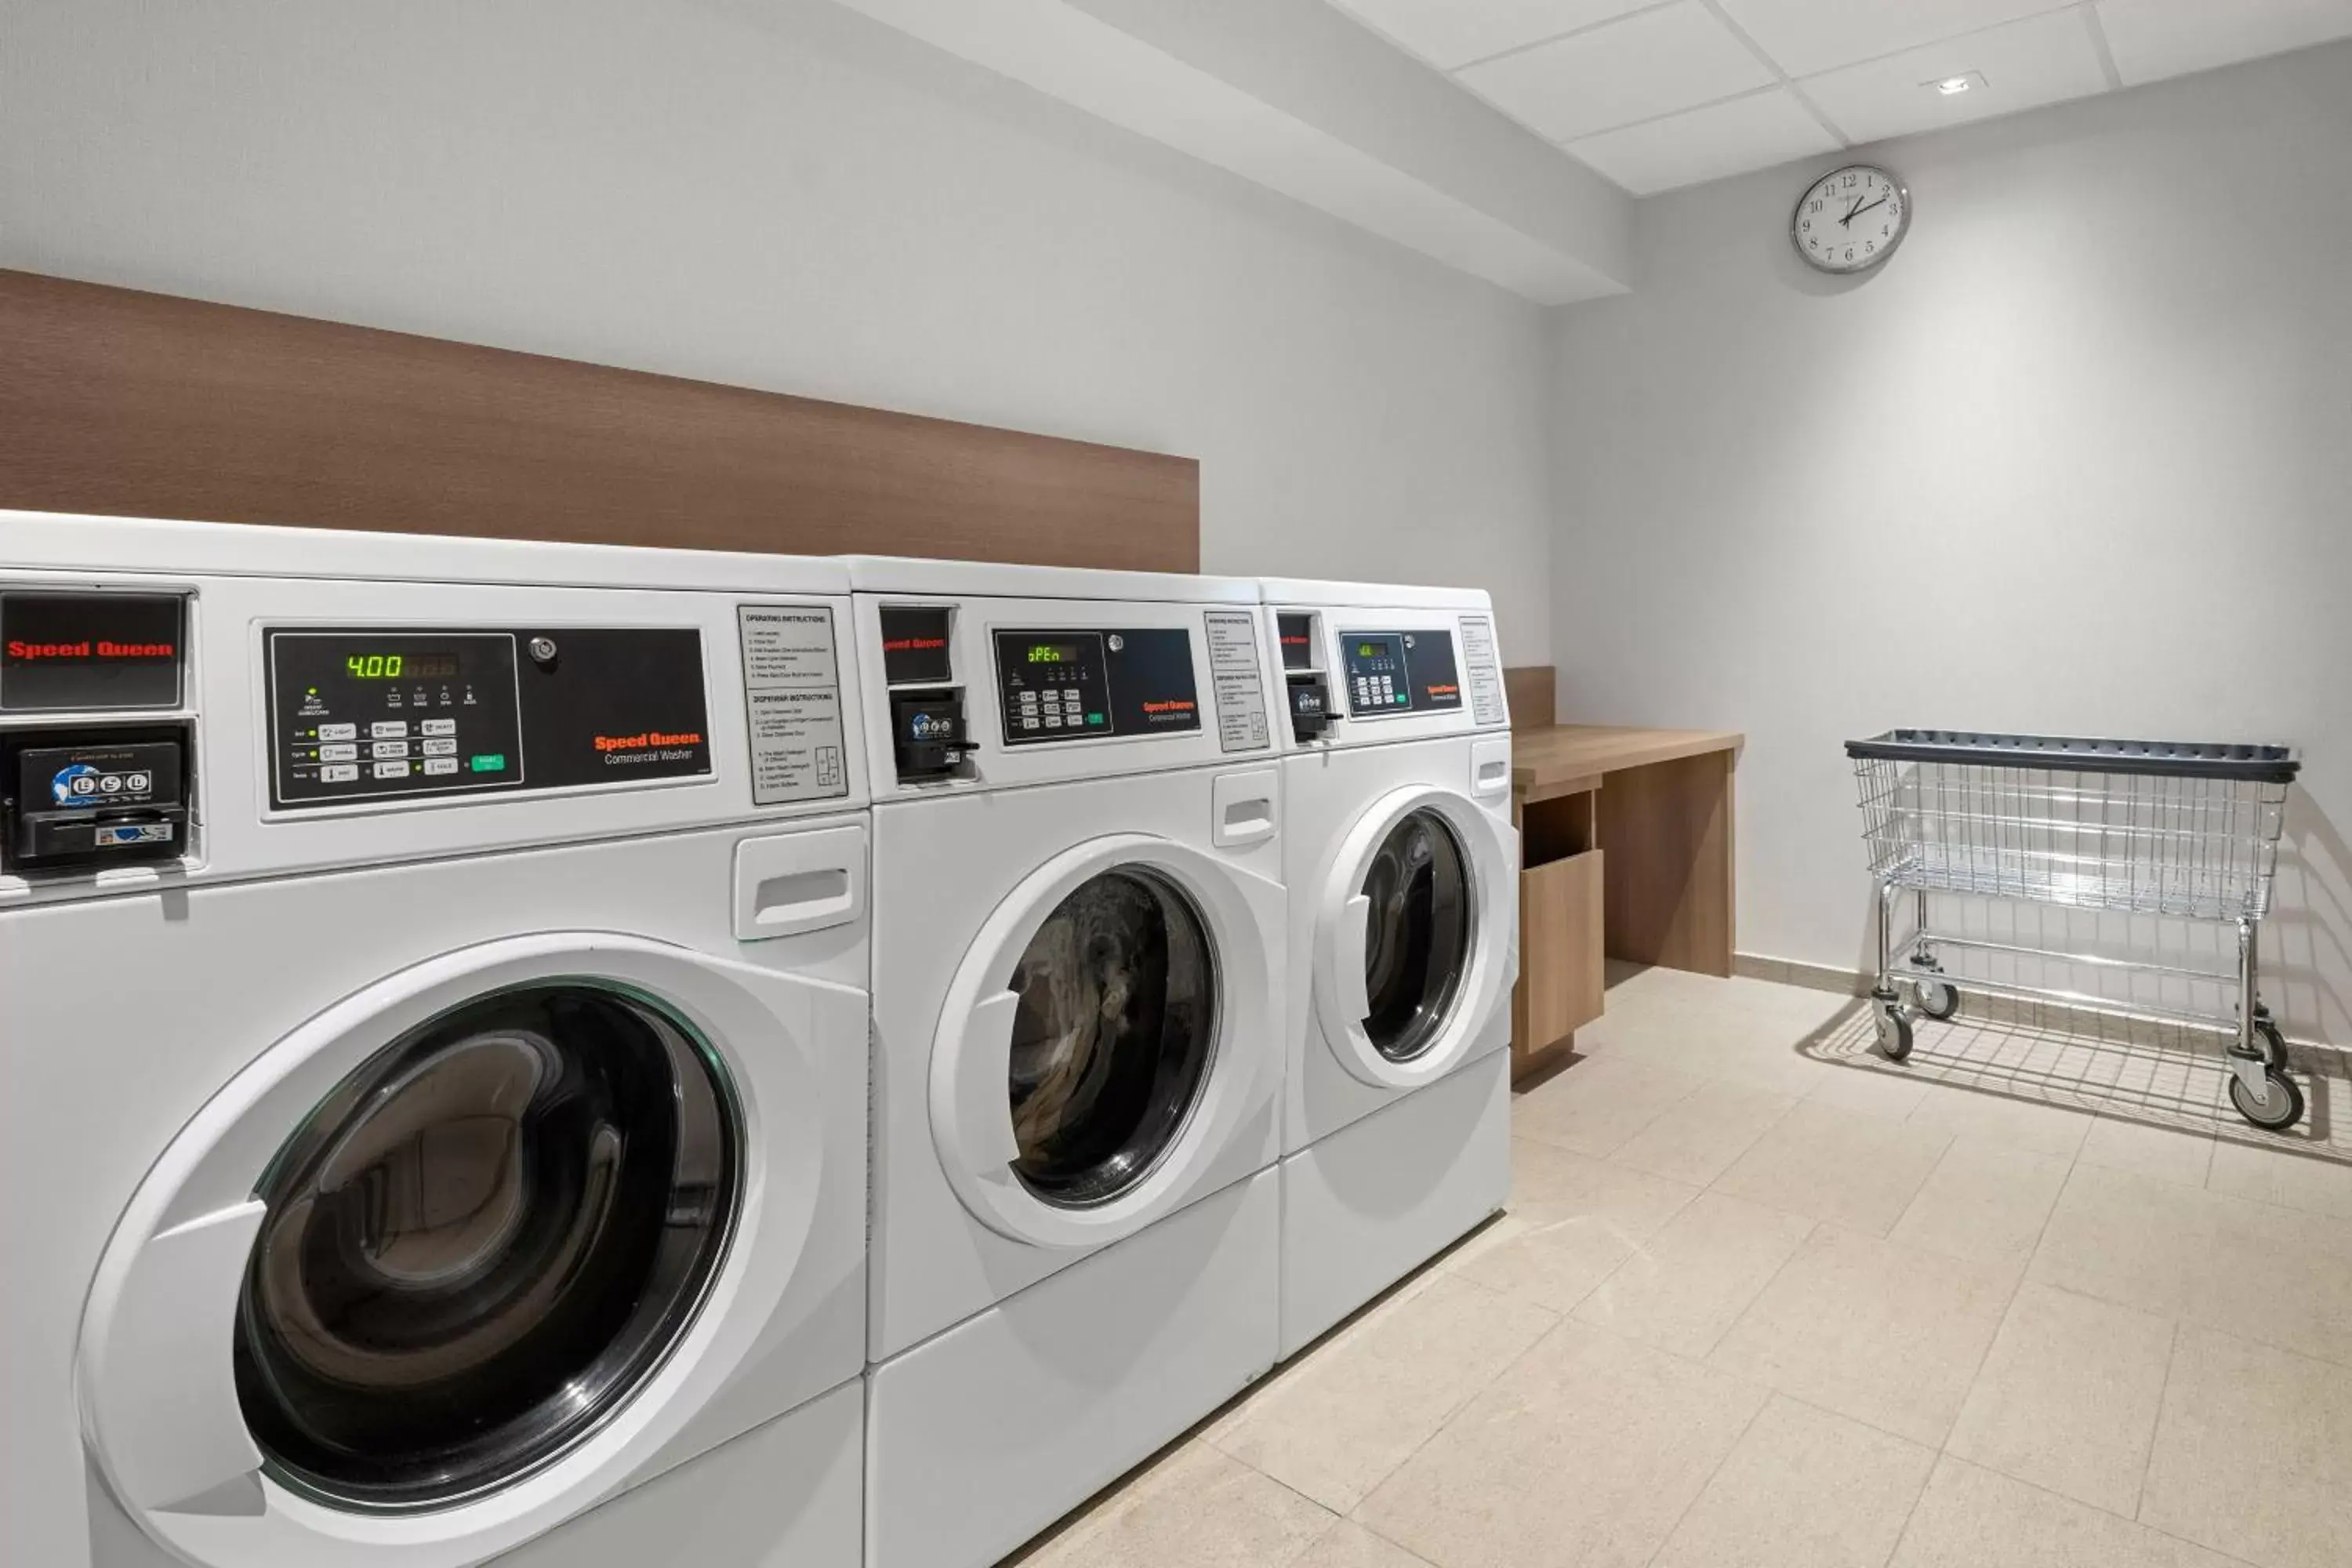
[0,511,868,904]
[1255,579,1508,753]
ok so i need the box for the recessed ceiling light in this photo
[1928,71,1987,96]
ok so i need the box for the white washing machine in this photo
[848,557,1287,1568]
[0,513,872,1568]
[1259,579,1519,1357]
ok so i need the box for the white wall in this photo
[0,0,1554,659]
[1552,42,2352,1043]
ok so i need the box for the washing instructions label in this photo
[737,605,849,804]
[1459,615,1505,728]
[1203,611,1272,753]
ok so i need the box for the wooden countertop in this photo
[1512,724,1744,800]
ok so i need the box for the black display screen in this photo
[879,606,954,685]
[341,652,460,681]
[993,627,1200,746]
[0,592,186,712]
[1276,614,1317,671]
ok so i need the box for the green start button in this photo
[470,754,507,774]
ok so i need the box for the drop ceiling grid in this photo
[1327,0,2352,194]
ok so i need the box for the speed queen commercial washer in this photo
[848,557,1287,1568]
[0,514,871,1568]
[1260,578,1517,1356]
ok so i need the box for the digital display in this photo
[344,652,459,681]
[1025,643,1084,665]
[1357,644,1382,659]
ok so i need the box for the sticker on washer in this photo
[1458,615,1506,727]
[1203,610,1272,753]
[737,604,851,804]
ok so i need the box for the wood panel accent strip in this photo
[0,269,1200,570]
[1504,665,1554,728]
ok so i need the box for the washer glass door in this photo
[1358,809,1473,1063]
[1005,868,1218,1208]
[233,981,740,1512]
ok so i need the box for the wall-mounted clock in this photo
[1792,164,1909,274]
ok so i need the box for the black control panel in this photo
[993,627,1200,746]
[266,626,711,809]
[1340,630,1463,718]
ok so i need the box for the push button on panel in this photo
[318,743,358,762]
[423,757,460,775]
[373,759,411,780]
[318,723,357,742]
[370,720,408,739]
[321,763,360,783]
[470,754,507,773]
[419,718,457,736]
[371,740,411,760]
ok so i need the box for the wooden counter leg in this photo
[1596,750,1735,978]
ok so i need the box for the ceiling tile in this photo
[2096,0,2352,86]
[1715,0,2075,77]
[1327,0,1655,71]
[1800,7,2108,144]
[1566,89,1839,192]
[1457,2,1776,141]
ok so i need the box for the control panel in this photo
[267,626,711,810]
[1340,630,1463,719]
[993,628,1200,746]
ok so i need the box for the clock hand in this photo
[1840,196,1864,227]
[1850,196,1889,222]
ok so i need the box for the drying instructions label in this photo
[1459,615,1506,727]
[737,605,850,804]
[1203,611,1271,753]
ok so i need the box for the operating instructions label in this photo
[1459,615,1506,728]
[737,604,849,804]
[1203,610,1272,753]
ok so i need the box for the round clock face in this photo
[1793,165,1908,274]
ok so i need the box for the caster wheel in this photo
[2256,1019,2289,1071]
[2230,1065,2304,1132]
[1911,977,1959,1022]
[1875,1004,1915,1063]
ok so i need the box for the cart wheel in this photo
[2229,1066,2304,1132]
[1911,977,1959,1021]
[1875,1004,1915,1063]
[2256,1018,2289,1071]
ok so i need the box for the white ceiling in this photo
[1330,0,2352,194]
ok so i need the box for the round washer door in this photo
[79,933,842,1568]
[1312,786,1516,1091]
[930,833,1281,1250]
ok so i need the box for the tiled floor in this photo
[1011,966,2352,1568]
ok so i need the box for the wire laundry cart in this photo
[1846,731,2302,1129]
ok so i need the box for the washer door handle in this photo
[1338,893,1373,1022]
[947,990,1025,1176]
[83,1199,267,1513]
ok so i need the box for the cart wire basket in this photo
[1846,730,2302,1129]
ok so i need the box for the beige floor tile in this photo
[2079,1114,2217,1187]
[1804,1062,1936,1120]
[1447,1144,1697,1312]
[1904,1081,2096,1158]
[1708,1225,2017,1446]
[1211,1274,1554,1513]
[1649,1393,1935,1568]
[1889,1136,2072,1269]
[2027,1161,2352,1369]
[1889,1456,2235,1568]
[1512,1055,1704,1158]
[1572,1192,1816,1359]
[1294,1522,1436,1568]
[2140,1326,2352,1568]
[1610,1080,1798,1186]
[1711,1100,1955,1236]
[1354,1320,1768,1568]
[2206,1136,2352,1221]
[1017,1440,1336,1567]
[1945,1283,2176,1517]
